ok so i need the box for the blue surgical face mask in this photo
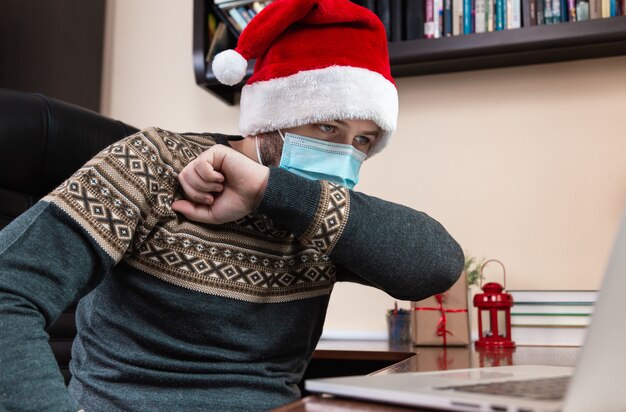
[277,131,366,190]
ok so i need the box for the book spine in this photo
[522,0,531,25]
[425,0,436,38]
[486,0,494,30]
[390,0,403,41]
[510,0,522,26]
[228,8,248,31]
[602,0,611,15]
[544,0,553,24]
[568,0,578,18]
[464,0,473,33]
[237,6,252,23]
[560,0,568,20]
[589,0,601,16]
[376,0,392,41]
[252,1,266,14]
[475,0,486,31]
[472,0,477,31]
[405,0,425,40]
[454,0,464,34]
[577,0,591,18]
[610,0,616,15]
[529,0,538,23]
[537,0,545,22]
[551,0,561,22]
[434,0,442,37]
[444,0,453,35]
[511,314,591,327]
[496,0,505,28]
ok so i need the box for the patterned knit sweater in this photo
[0,127,463,411]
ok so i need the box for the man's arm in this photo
[256,168,464,300]
[173,146,463,301]
[0,128,179,411]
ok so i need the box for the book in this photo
[552,0,562,22]
[544,0,554,23]
[205,22,231,63]
[390,0,404,41]
[464,0,473,33]
[529,0,538,24]
[511,325,587,346]
[425,0,436,38]
[495,0,505,29]
[511,314,592,326]
[508,290,598,303]
[512,304,594,315]
[590,0,602,17]
[376,0,392,41]
[454,0,465,34]
[237,6,253,23]
[228,7,248,31]
[405,0,426,40]
[510,0,522,27]
[361,0,377,11]
[537,0,545,22]
[475,0,486,32]
[568,0,578,19]
[486,0,494,30]
[443,0,453,35]
[434,0,443,37]
[560,0,568,20]
[252,1,266,14]
[602,0,611,16]
[577,0,590,18]
[522,0,532,26]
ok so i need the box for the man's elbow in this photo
[392,240,465,301]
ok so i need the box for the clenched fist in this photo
[172,145,269,224]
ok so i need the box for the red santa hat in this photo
[212,0,398,156]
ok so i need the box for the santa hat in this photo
[212,0,398,156]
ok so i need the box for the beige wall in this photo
[102,0,626,337]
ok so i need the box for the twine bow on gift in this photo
[414,293,468,346]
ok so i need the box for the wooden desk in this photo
[279,341,580,411]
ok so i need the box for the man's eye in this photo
[354,135,371,145]
[318,124,335,133]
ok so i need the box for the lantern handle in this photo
[479,259,507,289]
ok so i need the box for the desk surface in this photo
[278,341,580,411]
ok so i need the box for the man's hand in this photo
[172,145,269,224]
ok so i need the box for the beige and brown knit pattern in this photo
[45,128,347,303]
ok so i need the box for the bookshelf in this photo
[192,0,626,105]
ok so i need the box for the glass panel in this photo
[497,310,507,338]
[481,310,492,337]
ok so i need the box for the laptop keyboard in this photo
[437,376,570,401]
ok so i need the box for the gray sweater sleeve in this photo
[257,168,464,301]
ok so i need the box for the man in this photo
[0,0,463,411]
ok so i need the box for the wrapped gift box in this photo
[411,271,470,346]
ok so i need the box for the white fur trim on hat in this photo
[239,66,398,157]
[212,49,248,86]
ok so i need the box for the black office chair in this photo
[0,88,138,383]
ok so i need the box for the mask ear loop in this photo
[278,130,285,141]
[255,135,264,165]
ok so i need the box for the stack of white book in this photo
[508,290,598,346]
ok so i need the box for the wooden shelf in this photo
[193,0,626,105]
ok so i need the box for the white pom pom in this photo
[212,49,247,86]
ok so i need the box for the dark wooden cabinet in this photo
[193,0,626,105]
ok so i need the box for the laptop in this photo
[305,207,626,412]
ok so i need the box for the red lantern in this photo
[473,259,516,348]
